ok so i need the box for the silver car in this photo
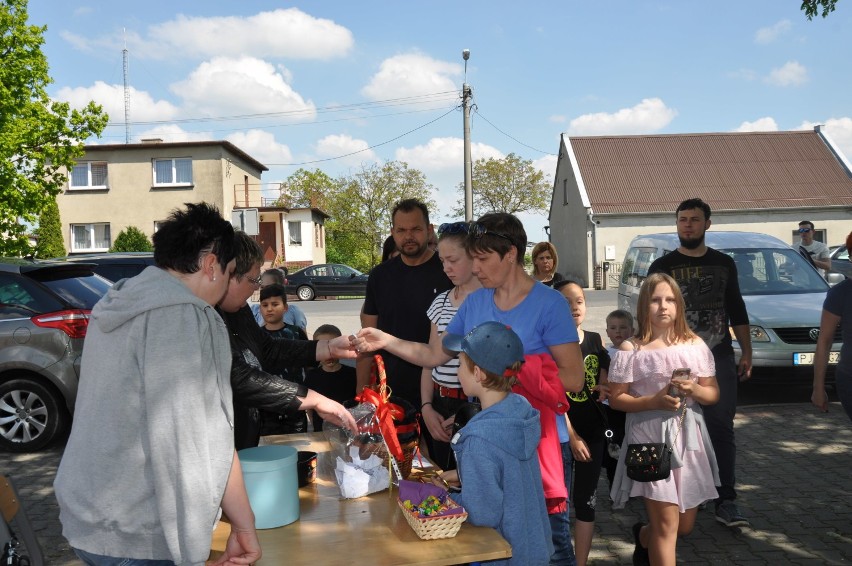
[618,232,841,372]
[0,259,111,451]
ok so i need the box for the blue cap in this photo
[443,321,525,377]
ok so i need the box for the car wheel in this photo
[297,285,316,301]
[0,377,67,452]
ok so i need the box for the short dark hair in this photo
[233,231,264,278]
[314,324,342,338]
[392,198,430,227]
[799,220,815,230]
[262,268,285,285]
[553,277,586,293]
[153,202,235,274]
[676,198,711,220]
[466,212,527,262]
[259,283,287,303]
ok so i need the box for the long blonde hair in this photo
[635,273,697,343]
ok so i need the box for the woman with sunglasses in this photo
[356,212,584,565]
[418,221,483,470]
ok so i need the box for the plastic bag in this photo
[323,402,391,498]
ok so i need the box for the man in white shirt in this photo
[797,220,831,277]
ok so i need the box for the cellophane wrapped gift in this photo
[397,480,467,539]
[323,402,391,498]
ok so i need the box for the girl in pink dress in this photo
[608,273,720,566]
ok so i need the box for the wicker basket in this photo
[397,497,468,540]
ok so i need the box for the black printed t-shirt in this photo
[566,331,610,440]
[649,247,749,356]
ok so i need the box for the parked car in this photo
[0,259,112,451]
[284,263,368,301]
[827,245,852,286]
[54,252,156,283]
[618,232,841,377]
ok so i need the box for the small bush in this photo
[111,226,153,252]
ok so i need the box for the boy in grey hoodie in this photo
[441,322,553,565]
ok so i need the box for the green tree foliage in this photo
[34,197,65,258]
[453,153,551,218]
[801,0,838,19]
[326,161,436,270]
[0,0,108,256]
[110,226,153,252]
[277,168,338,212]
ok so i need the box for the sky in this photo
[27,0,852,242]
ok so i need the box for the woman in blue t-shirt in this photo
[357,212,584,565]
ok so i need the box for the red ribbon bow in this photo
[355,355,405,461]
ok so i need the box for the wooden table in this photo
[209,433,511,565]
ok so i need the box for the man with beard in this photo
[358,199,452,414]
[648,197,753,528]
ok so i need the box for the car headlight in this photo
[729,325,770,342]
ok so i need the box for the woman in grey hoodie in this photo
[54,203,261,566]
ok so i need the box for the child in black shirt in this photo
[305,324,357,431]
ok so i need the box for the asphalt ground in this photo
[3,401,850,565]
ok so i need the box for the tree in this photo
[453,153,551,218]
[0,0,108,256]
[34,197,65,258]
[111,226,153,252]
[276,168,338,212]
[326,161,436,270]
[801,0,838,19]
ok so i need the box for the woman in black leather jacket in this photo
[217,232,358,449]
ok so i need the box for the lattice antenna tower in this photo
[122,29,131,144]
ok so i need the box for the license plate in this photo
[793,352,840,365]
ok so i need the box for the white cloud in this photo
[733,117,779,132]
[766,61,808,86]
[170,56,316,118]
[799,117,852,161]
[134,124,212,143]
[226,130,293,166]
[549,115,567,123]
[315,134,378,166]
[394,137,503,171]
[61,8,353,61]
[755,20,792,44]
[362,53,462,101]
[533,155,558,181]
[567,98,677,135]
[54,81,180,122]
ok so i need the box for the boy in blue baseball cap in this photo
[438,321,553,565]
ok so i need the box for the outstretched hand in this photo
[328,335,358,359]
[314,397,358,432]
[351,328,391,354]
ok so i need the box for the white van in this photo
[618,231,840,371]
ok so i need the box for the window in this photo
[71,223,110,252]
[153,158,192,186]
[288,221,302,245]
[70,162,108,189]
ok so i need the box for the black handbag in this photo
[625,403,686,482]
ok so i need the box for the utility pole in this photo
[122,29,131,144]
[462,49,473,221]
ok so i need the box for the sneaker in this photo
[632,522,650,566]
[715,500,750,527]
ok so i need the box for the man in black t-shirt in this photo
[648,198,753,529]
[358,199,452,411]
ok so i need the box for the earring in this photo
[213,276,217,281]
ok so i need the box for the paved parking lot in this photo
[4,402,851,565]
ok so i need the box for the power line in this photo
[264,105,460,166]
[105,91,459,127]
[473,108,555,155]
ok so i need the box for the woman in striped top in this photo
[420,221,482,470]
